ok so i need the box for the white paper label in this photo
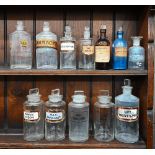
[117,108,138,122]
[61,42,74,51]
[24,111,39,122]
[46,112,63,121]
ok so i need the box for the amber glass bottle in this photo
[95,25,111,70]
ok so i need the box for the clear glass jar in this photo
[128,36,145,70]
[60,26,76,69]
[9,21,32,69]
[79,26,94,69]
[68,91,89,142]
[115,79,139,143]
[94,90,114,142]
[23,88,44,141]
[45,89,66,141]
[36,21,58,69]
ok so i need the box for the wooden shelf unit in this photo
[0,6,154,149]
[0,69,148,76]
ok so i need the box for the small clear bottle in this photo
[128,36,145,70]
[94,90,114,142]
[23,88,44,141]
[9,21,32,69]
[115,79,139,143]
[79,26,94,69]
[60,26,76,69]
[36,21,58,69]
[45,89,66,141]
[68,91,89,142]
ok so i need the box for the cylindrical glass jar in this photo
[23,88,44,141]
[94,90,114,142]
[45,89,66,141]
[68,91,89,142]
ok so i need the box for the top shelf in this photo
[0,68,148,76]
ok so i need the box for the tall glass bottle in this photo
[9,21,32,69]
[95,25,111,70]
[79,26,94,69]
[128,36,145,70]
[115,79,139,143]
[112,26,127,70]
[68,91,89,142]
[23,88,44,141]
[60,26,76,69]
[94,90,114,142]
[45,89,66,141]
[36,21,58,69]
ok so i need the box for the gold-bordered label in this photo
[82,46,94,55]
[24,111,40,123]
[116,107,139,122]
[36,39,57,49]
[95,46,110,62]
[20,39,28,47]
[115,47,127,57]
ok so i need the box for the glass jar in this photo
[45,89,66,141]
[68,91,89,142]
[23,88,44,141]
[94,90,114,142]
[36,21,58,69]
[115,79,139,143]
[60,26,76,69]
[9,21,32,69]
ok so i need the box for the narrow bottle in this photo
[9,21,32,69]
[60,26,76,69]
[128,36,145,70]
[112,26,127,70]
[36,21,58,69]
[79,26,94,69]
[68,91,89,142]
[94,90,114,142]
[23,88,44,141]
[45,89,66,141]
[115,79,139,143]
[95,25,111,70]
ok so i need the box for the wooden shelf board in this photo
[0,69,148,76]
[0,134,146,149]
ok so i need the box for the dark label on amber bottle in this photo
[36,39,57,49]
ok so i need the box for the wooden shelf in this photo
[0,134,146,149]
[0,68,148,76]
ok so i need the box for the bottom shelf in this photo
[0,134,146,149]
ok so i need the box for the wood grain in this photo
[0,134,146,149]
[7,8,34,128]
[35,8,64,103]
[0,11,4,128]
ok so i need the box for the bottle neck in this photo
[100,29,106,39]
[117,31,123,39]
[122,86,132,95]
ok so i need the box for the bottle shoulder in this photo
[94,102,114,108]
[115,93,139,106]
[113,38,127,47]
[45,100,66,107]
[129,46,145,52]
[36,31,57,40]
[95,38,110,46]
[68,101,89,108]
[10,30,31,37]
[24,100,44,106]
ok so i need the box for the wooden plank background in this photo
[0,6,151,147]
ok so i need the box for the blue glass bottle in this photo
[112,27,127,70]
